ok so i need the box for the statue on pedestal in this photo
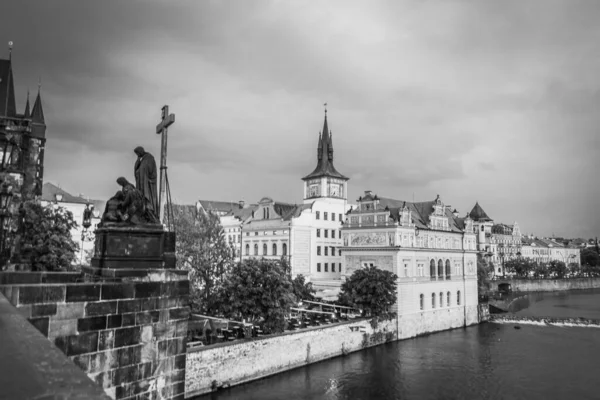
[100,177,159,226]
[134,146,158,216]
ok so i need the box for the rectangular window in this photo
[324,247,328,256]
[254,232,258,236]
[317,246,321,256]
[317,229,321,238]
[420,294,424,310]
[246,232,250,236]
[324,230,328,238]
[404,263,409,277]
[339,230,342,239]
[332,263,336,272]
[331,246,335,255]
[339,213,343,222]
[316,211,320,220]
[338,250,341,256]
[432,293,436,309]
[331,230,335,238]
[317,263,321,272]
[324,212,328,220]
[325,263,328,272]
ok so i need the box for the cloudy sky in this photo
[1,0,599,238]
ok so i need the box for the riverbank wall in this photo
[490,314,600,328]
[493,277,600,292]
[185,304,483,398]
[185,317,397,398]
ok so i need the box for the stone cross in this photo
[156,105,175,224]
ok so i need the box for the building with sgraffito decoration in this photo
[341,192,480,333]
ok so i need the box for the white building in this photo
[238,111,351,286]
[41,183,104,265]
[341,192,480,336]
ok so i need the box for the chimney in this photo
[238,200,245,209]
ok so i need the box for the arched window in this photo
[457,290,461,305]
[263,244,267,256]
[431,293,436,308]
[430,259,436,279]
[439,292,444,307]
[254,244,258,256]
[437,259,443,277]
[419,294,424,310]
[272,243,277,256]
[447,291,451,306]
[445,259,451,280]
[481,225,485,232]
[245,244,249,256]
[282,243,287,256]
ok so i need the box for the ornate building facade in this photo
[341,192,480,334]
[0,56,46,202]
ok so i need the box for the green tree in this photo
[292,274,316,302]
[218,258,296,333]
[173,206,234,314]
[19,201,79,271]
[548,260,567,278]
[477,255,492,297]
[505,257,536,278]
[338,265,397,317]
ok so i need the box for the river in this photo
[201,289,600,400]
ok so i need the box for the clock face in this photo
[330,184,339,197]
[309,185,319,197]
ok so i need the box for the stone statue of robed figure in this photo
[134,146,159,217]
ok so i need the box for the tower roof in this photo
[469,202,493,222]
[302,110,348,181]
[31,89,45,123]
[23,90,30,118]
[0,59,17,118]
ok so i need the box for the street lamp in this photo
[0,181,14,267]
[80,203,96,265]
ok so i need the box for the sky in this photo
[1,0,599,239]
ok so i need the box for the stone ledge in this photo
[0,293,111,400]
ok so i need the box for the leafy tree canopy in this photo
[19,201,79,271]
[217,258,296,333]
[292,274,316,302]
[173,207,234,314]
[338,265,397,317]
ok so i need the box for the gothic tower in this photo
[302,109,349,204]
[0,52,47,202]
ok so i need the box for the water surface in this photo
[200,290,600,400]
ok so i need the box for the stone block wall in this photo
[397,305,479,340]
[185,317,397,398]
[0,271,189,400]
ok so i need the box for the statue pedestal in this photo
[83,224,178,279]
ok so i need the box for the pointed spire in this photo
[0,56,16,117]
[31,82,45,124]
[23,89,30,118]
[303,105,348,181]
[317,132,323,160]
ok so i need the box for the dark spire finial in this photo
[8,41,13,60]
[324,102,327,116]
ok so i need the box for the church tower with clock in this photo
[298,108,350,285]
[302,109,349,204]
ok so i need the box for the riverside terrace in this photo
[187,301,362,347]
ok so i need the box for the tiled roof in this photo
[41,183,106,214]
[353,195,464,232]
[469,202,493,222]
[0,59,17,118]
[302,113,348,180]
[198,200,245,213]
[31,90,45,123]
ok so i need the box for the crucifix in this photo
[156,105,175,224]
